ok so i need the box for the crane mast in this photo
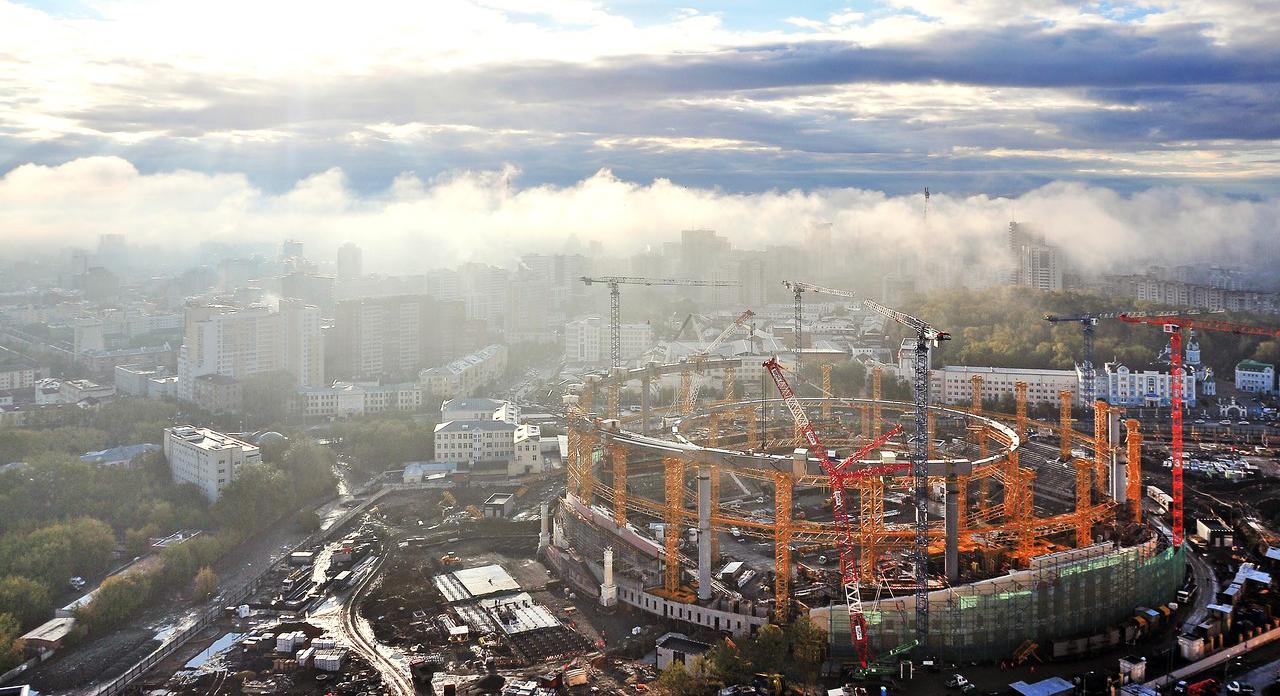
[1117,313,1280,546]
[764,357,904,667]
[581,275,739,367]
[683,310,754,412]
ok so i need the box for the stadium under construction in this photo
[541,356,1185,664]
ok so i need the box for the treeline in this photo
[326,416,435,475]
[900,287,1280,378]
[654,617,825,695]
[0,407,338,664]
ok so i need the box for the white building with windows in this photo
[163,426,261,502]
[418,344,508,399]
[440,397,519,424]
[564,317,654,364]
[1099,362,1197,407]
[433,419,518,465]
[297,381,423,418]
[177,300,324,402]
[930,365,1081,407]
[1235,360,1275,394]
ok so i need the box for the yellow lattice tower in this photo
[857,474,884,579]
[566,422,582,496]
[859,404,871,439]
[1093,400,1109,499]
[581,383,594,413]
[971,374,983,414]
[710,464,721,560]
[978,471,992,518]
[606,383,619,419]
[1059,390,1074,460]
[1014,464,1036,560]
[663,457,685,594]
[610,443,627,527]
[977,425,989,459]
[1072,458,1092,546]
[708,412,721,447]
[773,470,794,623]
[822,363,833,421]
[1126,419,1143,524]
[872,367,883,438]
[723,367,736,403]
[745,407,759,449]
[679,369,693,416]
[579,431,596,504]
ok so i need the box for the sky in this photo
[1,0,1278,270]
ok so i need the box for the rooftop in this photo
[657,632,712,655]
[443,397,504,412]
[433,563,521,602]
[435,420,516,433]
[166,426,257,452]
[1237,359,1275,372]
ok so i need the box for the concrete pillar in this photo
[791,448,808,478]
[697,466,713,601]
[538,501,551,550]
[600,546,618,607]
[641,374,652,436]
[945,473,960,584]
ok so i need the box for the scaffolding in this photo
[1126,419,1143,524]
[1059,390,1074,460]
[611,443,627,527]
[663,457,685,595]
[774,470,794,623]
[1094,400,1109,499]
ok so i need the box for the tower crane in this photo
[1042,313,1102,407]
[1117,314,1280,546]
[682,309,754,412]
[782,281,859,374]
[581,276,740,367]
[783,281,949,644]
[764,357,904,668]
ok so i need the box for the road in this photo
[338,553,416,696]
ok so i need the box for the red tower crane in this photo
[764,357,904,667]
[1117,314,1280,545]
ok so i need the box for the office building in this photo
[297,381,424,418]
[163,426,261,502]
[1008,222,1063,292]
[564,317,654,364]
[930,365,1081,407]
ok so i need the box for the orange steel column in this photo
[708,412,721,447]
[607,383,619,419]
[1016,382,1028,436]
[745,407,759,449]
[664,457,685,594]
[679,369,693,415]
[971,374,983,414]
[1059,390,1074,460]
[567,418,582,497]
[579,431,596,504]
[774,470,794,623]
[611,443,628,527]
[723,367,736,403]
[860,404,871,439]
[872,367,883,438]
[1126,419,1143,523]
[1094,400,1109,499]
[857,474,885,579]
[1073,458,1092,546]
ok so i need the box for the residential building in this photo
[114,364,169,397]
[564,317,654,364]
[433,420,517,466]
[419,344,508,399]
[163,426,261,502]
[177,300,324,402]
[192,374,244,414]
[336,241,363,280]
[1236,360,1275,394]
[930,365,1081,407]
[55,379,114,404]
[297,381,424,419]
[1007,222,1063,292]
[1099,362,1197,407]
[0,362,40,391]
[330,294,466,380]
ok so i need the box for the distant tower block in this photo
[600,547,618,608]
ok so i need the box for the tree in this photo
[192,566,218,600]
[655,659,712,696]
[0,613,25,673]
[280,441,337,501]
[211,464,295,532]
[296,509,322,533]
[0,575,51,630]
[79,572,153,630]
[240,370,299,427]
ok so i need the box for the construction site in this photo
[546,280,1278,675]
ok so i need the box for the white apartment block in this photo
[1099,362,1197,408]
[177,300,324,401]
[163,426,261,502]
[433,420,518,465]
[297,381,424,419]
[115,364,169,397]
[564,317,654,364]
[419,344,508,399]
[0,365,39,391]
[1235,360,1275,394]
[930,365,1081,407]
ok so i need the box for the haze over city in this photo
[3,3,1280,696]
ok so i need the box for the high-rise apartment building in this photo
[1008,222,1063,292]
[176,301,324,401]
[329,294,467,380]
[337,242,363,280]
[564,317,653,364]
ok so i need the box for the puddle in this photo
[184,631,245,669]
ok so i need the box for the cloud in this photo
[2,157,1277,283]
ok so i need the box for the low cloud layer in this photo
[3,157,1277,279]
